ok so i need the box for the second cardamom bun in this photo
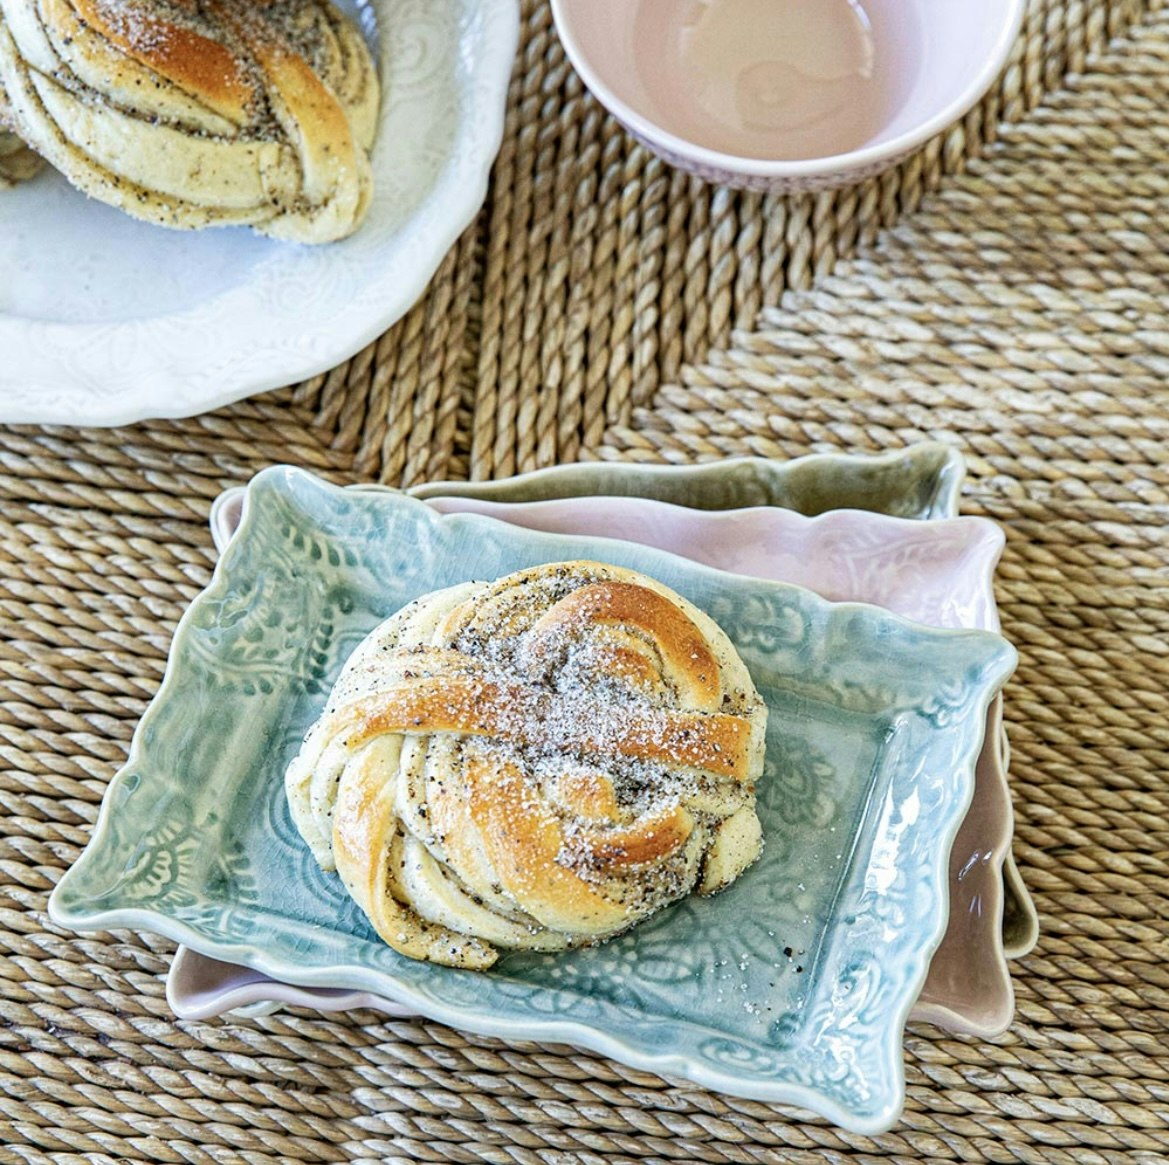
[0,0,379,241]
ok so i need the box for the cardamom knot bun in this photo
[0,0,379,241]
[286,561,769,970]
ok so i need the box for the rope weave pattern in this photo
[2,0,1168,1160]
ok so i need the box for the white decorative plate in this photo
[0,0,519,426]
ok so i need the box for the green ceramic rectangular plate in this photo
[410,441,965,518]
[50,466,1015,1134]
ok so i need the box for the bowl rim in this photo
[549,0,1028,179]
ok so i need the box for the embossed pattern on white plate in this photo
[0,0,519,426]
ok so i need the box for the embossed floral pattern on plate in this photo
[50,466,1015,1134]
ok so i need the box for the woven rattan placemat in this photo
[2,0,1168,1160]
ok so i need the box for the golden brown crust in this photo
[286,562,769,969]
[461,757,633,936]
[67,0,253,119]
[524,581,724,708]
[323,666,758,782]
[331,740,498,968]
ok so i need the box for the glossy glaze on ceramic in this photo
[411,442,966,518]
[208,449,1038,972]
[168,946,415,1022]
[631,0,907,162]
[52,467,1014,1133]
[551,0,1025,191]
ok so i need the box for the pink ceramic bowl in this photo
[551,0,1025,192]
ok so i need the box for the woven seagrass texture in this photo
[2,0,1169,1161]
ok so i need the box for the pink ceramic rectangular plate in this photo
[169,488,1017,1037]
